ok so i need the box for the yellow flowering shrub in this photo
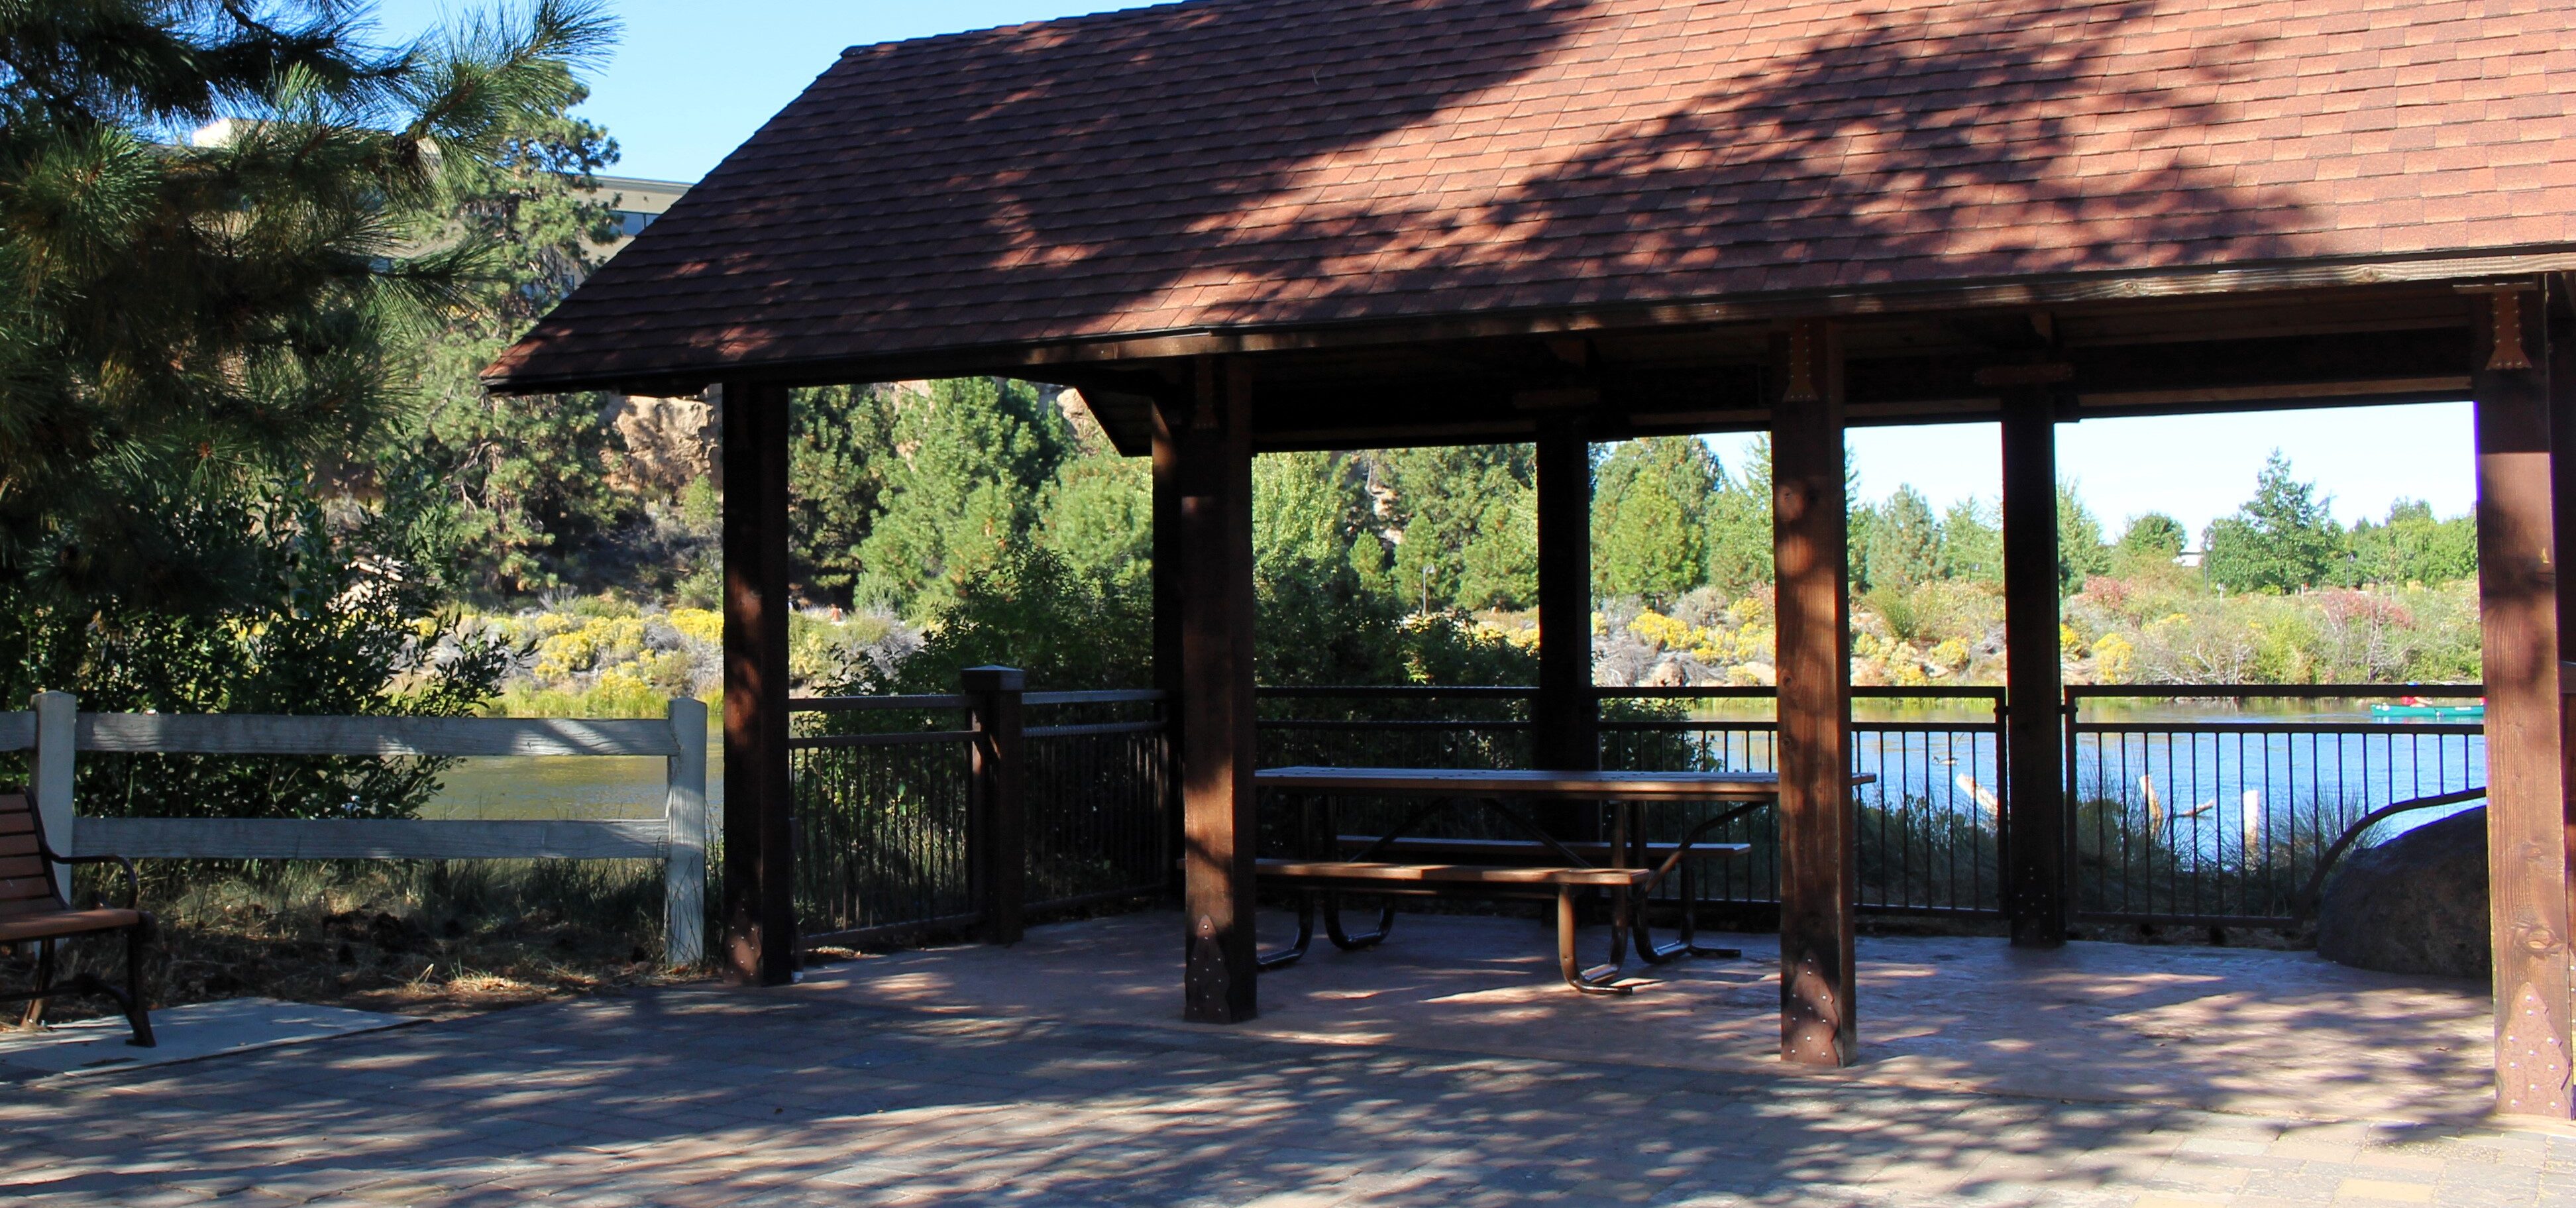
[2092,631,2135,682]
[1627,610,1696,651]
[668,608,722,646]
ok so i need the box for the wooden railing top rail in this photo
[0,711,29,751]
[73,817,669,861]
[792,688,1169,712]
[1024,688,1165,706]
[1255,685,2006,700]
[70,713,682,758]
[791,693,969,712]
[2066,683,2483,700]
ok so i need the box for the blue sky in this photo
[370,1,2475,541]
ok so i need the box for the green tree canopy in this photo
[1376,444,1536,611]
[2346,498,2475,586]
[1703,436,1775,596]
[2057,482,2112,594]
[2204,451,2345,593]
[0,0,613,611]
[372,91,644,600]
[852,378,1071,614]
[1863,484,1943,590]
[2118,512,2188,560]
[1593,437,1716,602]
[1939,498,2001,582]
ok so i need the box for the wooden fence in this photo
[0,691,711,965]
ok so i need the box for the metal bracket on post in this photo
[663,696,710,967]
[963,666,1027,945]
[30,692,74,899]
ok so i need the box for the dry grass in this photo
[5,859,705,1026]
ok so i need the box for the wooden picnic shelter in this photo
[485,0,2576,1114]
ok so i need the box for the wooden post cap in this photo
[959,666,1026,691]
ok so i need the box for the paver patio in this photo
[1,913,2560,1206]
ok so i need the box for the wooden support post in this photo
[1171,358,1260,1023]
[963,665,1028,944]
[1534,416,1599,836]
[663,696,710,967]
[2548,279,2576,954]
[1770,319,1856,1067]
[1153,415,1186,899]
[720,380,797,986]
[2467,279,2573,1119]
[2000,388,2070,947]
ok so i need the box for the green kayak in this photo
[2370,702,2485,720]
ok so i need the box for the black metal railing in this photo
[786,682,1169,947]
[2066,685,2485,926]
[778,677,2484,945]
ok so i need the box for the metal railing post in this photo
[963,667,1027,944]
[29,691,74,898]
[663,696,710,967]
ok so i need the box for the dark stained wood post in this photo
[1999,384,2070,947]
[2467,279,2573,1119]
[1534,415,1598,833]
[1152,406,1186,899]
[1769,319,1856,1067]
[1170,358,1260,1023]
[962,665,1028,945]
[2551,285,2576,956]
[720,380,798,986]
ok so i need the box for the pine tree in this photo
[1864,484,1943,590]
[1704,436,1775,595]
[1938,498,2001,582]
[2203,451,2346,593]
[372,76,637,598]
[854,378,1071,614]
[1592,437,1716,603]
[2057,482,2113,594]
[1377,444,1537,610]
[0,0,614,610]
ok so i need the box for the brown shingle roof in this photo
[486,0,2576,391]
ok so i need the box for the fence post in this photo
[963,667,1027,944]
[663,696,710,967]
[29,691,74,898]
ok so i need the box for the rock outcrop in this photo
[2315,806,2489,980]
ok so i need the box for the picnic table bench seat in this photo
[1250,767,1811,995]
[1,790,156,1046]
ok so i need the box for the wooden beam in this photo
[721,380,797,987]
[1534,416,1597,789]
[1770,319,1856,1067]
[2000,386,2070,948]
[2469,280,2574,1119]
[1173,358,1260,1023]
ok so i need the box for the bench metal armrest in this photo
[41,843,140,910]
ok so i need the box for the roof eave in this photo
[480,243,2576,397]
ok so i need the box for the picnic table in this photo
[1252,767,1869,995]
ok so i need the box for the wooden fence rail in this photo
[0,692,710,966]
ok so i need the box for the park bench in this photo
[0,791,156,1046]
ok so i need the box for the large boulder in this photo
[2316,806,2489,979]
